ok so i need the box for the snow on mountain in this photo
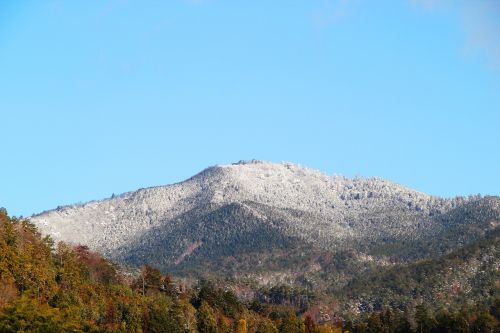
[30,160,491,267]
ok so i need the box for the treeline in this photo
[343,304,499,333]
[0,208,498,332]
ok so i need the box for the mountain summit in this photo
[31,161,499,294]
[31,160,499,267]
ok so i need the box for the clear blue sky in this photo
[1,1,499,217]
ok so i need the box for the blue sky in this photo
[1,0,499,217]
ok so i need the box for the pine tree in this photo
[415,305,436,333]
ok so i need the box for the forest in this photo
[0,208,498,332]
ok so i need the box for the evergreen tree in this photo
[471,312,497,333]
[415,304,436,333]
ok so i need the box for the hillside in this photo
[29,161,500,311]
[341,230,500,312]
[2,208,498,332]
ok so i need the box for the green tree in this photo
[471,312,497,333]
[166,299,198,333]
[256,318,278,333]
[0,297,82,333]
[415,304,436,333]
[279,310,300,333]
[367,312,384,333]
[197,300,217,333]
[391,310,412,333]
[146,294,173,333]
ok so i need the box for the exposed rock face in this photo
[30,161,499,276]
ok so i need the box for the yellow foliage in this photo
[236,318,247,333]
[315,323,342,333]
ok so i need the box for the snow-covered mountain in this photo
[30,160,500,279]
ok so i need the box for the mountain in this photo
[2,209,497,332]
[30,160,500,310]
[341,230,499,312]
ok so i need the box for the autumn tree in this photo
[304,314,316,333]
[314,323,342,333]
[236,318,247,333]
[256,318,278,333]
[278,310,301,333]
[197,300,217,333]
[471,312,497,333]
[0,297,82,333]
[366,312,384,333]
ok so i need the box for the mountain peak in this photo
[232,159,267,165]
[30,161,497,275]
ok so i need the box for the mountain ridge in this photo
[30,160,455,253]
[28,160,500,311]
[30,161,499,289]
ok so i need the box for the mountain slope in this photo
[341,230,500,312]
[30,161,500,293]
